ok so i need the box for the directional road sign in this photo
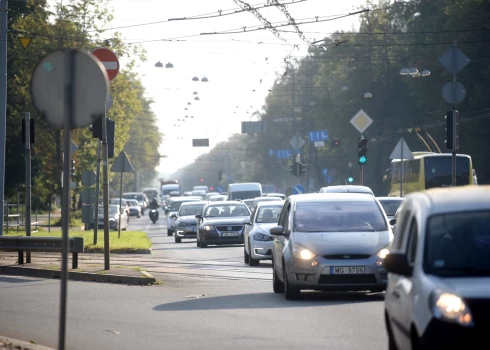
[91,48,120,81]
[321,168,328,176]
[276,150,292,159]
[292,184,305,195]
[350,109,373,134]
[216,186,223,193]
[308,130,329,142]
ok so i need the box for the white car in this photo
[243,201,284,266]
[384,185,490,349]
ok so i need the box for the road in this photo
[0,211,388,350]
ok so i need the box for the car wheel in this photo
[248,242,259,266]
[197,238,201,247]
[283,265,300,300]
[272,259,284,293]
[200,241,207,248]
[244,246,250,264]
[385,312,398,350]
[175,236,181,243]
[167,229,173,236]
[137,214,141,218]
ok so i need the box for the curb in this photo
[0,335,54,350]
[0,266,156,285]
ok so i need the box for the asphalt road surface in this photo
[0,210,389,350]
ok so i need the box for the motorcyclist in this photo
[149,198,159,210]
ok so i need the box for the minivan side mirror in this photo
[389,218,396,226]
[384,253,412,276]
[270,226,284,236]
[195,214,202,220]
[242,218,251,225]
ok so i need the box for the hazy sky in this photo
[90,0,368,176]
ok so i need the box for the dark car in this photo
[172,201,207,243]
[195,201,251,248]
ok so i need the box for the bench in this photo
[0,236,84,269]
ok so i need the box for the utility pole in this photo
[102,110,110,270]
[93,140,100,244]
[0,0,8,236]
[24,112,32,263]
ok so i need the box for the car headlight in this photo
[292,244,315,260]
[253,232,273,241]
[203,225,214,231]
[431,291,473,327]
[377,248,390,259]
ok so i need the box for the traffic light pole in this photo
[360,165,364,186]
[102,109,110,270]
[24,112,31,263]
[451,44,457,187]
[296,162,300,185]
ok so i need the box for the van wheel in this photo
[272,259,284,293]
[283,266,300,300]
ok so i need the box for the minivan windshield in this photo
[425,211,490,277]
[294,201,387,232]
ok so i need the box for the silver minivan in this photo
[270,193,392,300]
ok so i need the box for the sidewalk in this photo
[0,252,156,285]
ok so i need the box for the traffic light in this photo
[332,138,341,148]
[200,178,204,183]
[289,161,297,176]
[298,162,306,176]
[107,118,115,158]
[91,117,103,140]
[445,110,459,150]
[70,159,75,177]
[358,137,368,165]
[347,176,354,183]
[218,170,223,181]
[21,118,35,144]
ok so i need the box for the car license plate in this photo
[330,266,365,274]
[223,232,239,237]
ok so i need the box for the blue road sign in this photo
[293,184,305,194]
[216,185,223,193]
[321,168,328,176]
[327,176,333,184]
[308,130,329,142]
[285,150,292,158]
[268,149,275,157]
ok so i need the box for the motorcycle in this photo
[149,209,159,224]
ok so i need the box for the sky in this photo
[93,0,368,177]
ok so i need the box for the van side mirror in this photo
[384,253,412,276]
[389,218,396,226]
[270,226,284,236]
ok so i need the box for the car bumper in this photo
[284,255,387,292]
[420,319,485,347]
[250,239,273,260]
[97,220,117,229]
[201,232,244,245]
[176,226,197,238]
[129,210,140,216]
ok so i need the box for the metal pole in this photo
[451,41,457,186]
[59,48,76,350]
[360,165,363,186]
[118,167,123,239]
[93,139,100,244]
[48,198,51,232]
[0,0,8,236]
[102,109,110,270]
[400,138,404,197]
[24,112,32,263]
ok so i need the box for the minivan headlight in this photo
[293,244,315,260]
[203,225,214,231]
[431,291,473,327]
[377,248,390,259]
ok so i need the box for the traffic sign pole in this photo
[0,0,7,236]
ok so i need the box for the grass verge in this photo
[4,230,152,254]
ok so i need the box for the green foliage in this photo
[5,0,163,203]
[171,0,490,193]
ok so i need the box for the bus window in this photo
[424,156,470,189]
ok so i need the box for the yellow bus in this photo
[387,152,475,197]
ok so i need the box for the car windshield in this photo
[179,204,205,216]
[378,199,404,216]
[100,207,118,215]
[294,201,388,232]
[123,194,143,201]
[424,211,490,277]
[256,205,282,223]
[205,204,249,217]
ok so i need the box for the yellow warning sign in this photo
[18,37,31,49]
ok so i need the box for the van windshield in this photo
[294,201,387,232]
[229,190,261,200]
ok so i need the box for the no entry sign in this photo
[91,48,119,81]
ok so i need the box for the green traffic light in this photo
[359,155,367,164]
[347,176,354,183]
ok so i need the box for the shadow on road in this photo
[0,276,39,284]
[153,291,384,311]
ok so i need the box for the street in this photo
[0,213,388,350]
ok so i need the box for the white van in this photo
[228,183,262,200]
